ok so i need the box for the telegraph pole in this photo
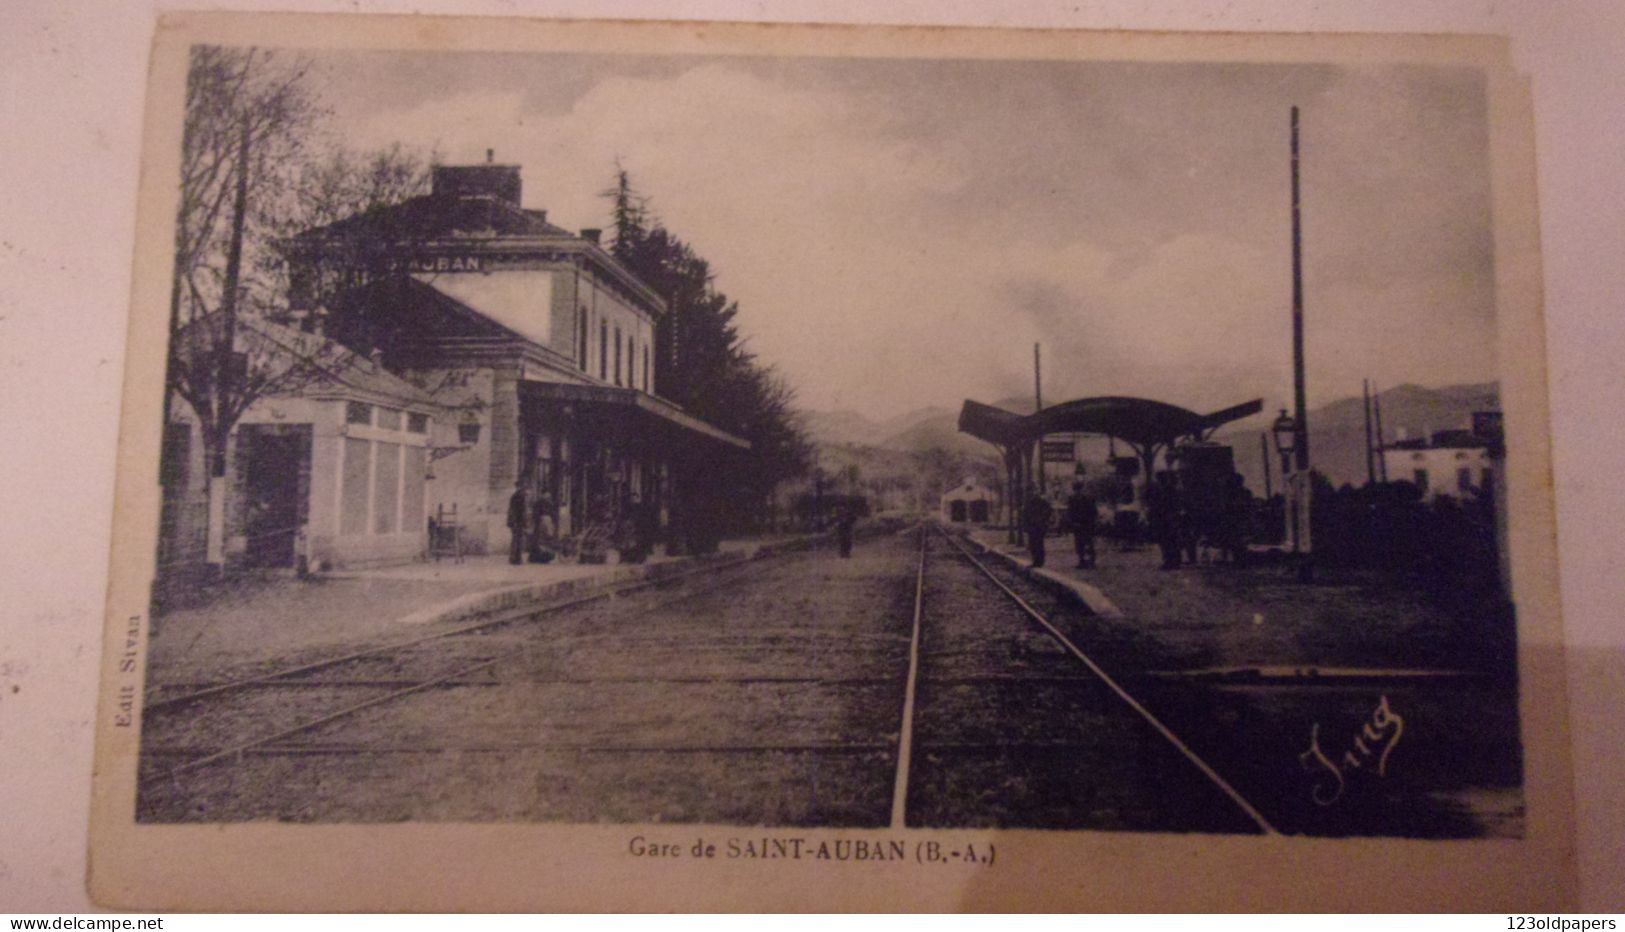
[1291,106,1309,473]
[1363,378,1376,486]
[1372,384,1389,482]
[1033,342,1044,496]
[1290,105,1312,581]
[1260,432,1273,500]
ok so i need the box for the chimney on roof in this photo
[432,162,522,206]
[580,228,602,245]
[369,347,384,371]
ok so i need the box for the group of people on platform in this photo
[1021,470,1253,572]
[1020,482,1097,570]
[506,481,661,567]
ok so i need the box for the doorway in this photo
[239,425,312,568]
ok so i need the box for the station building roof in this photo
[283,161,666,317]
[958,395,1263,450]
[170,312,439,414]
[289,191,576,245]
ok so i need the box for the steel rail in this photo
[154,674,898,690]
[144,741,898,757]
[936,528,1281,836]
[889,525,928,828]
[143,549,773,714]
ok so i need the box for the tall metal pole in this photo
[1033,343,1045,497]
[1260,431,1273,500]
[1372,384,1388,482]
[1363,378,1376,486]
[1290,105,1312,581]
[1291,106,1309,473]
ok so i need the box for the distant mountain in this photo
[1219,382,1499,495]
[796,383,1496,503]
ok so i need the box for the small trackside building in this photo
[940,480,996,525]
[160,316,441,572]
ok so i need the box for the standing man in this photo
[506,479,529,566]
[623,493,658,564]
[1022,492,1054,569]
[1064,479,1098,569]
[529,493,557,564]
[834,503,856,559]
[1146,471,1181,570]
[1218,472,1251,565]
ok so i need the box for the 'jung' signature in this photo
[1298,695,1404,807]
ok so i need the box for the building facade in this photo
[1380,426,1497,502]
[161,317,441,573]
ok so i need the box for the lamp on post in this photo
[1271,408,1302,568]
[1271,408,1297,480]
[426,409,484,481]
[456,409,482,446]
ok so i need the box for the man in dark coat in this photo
[1064,480,1098,569]
[1218,472,1251,565]
[529,493,557,564]
[622,493,659,564]
[1145,470,1181,570]
[1022,493,1054,569]
[506,481,529,565]
[834,503,856,558]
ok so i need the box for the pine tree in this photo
[600,168,813,531]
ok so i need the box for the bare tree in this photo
[164,46,431,573]
[253,141,436,308]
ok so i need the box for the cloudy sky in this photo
[310,49,1497,426]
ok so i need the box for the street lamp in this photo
[1271,407,1312,579]
[1271,408,1297,480]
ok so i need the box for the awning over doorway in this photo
[519,381,750,451]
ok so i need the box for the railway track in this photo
[138,550,800,783]
[140,523,1509,834]
[888,525,1277,833]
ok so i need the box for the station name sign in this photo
[389,254,484,273]
[1040,440,1076,462]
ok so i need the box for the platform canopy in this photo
[958,395,1263,451]
[521,381,750,452]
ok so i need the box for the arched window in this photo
[627,333,636,388]
[614,325,623,385]
[599,320,608,379]
[643,344,651,394]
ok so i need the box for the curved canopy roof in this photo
[958,396,1263,449]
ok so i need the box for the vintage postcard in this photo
[89,12,1575,910]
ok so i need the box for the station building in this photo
[283,159,750,562]
[162,158,748,574]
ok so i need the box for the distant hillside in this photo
[795,383,1495,505]
[1219,382,1499,494]
[801,406,954,448]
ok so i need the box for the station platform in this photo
[955,525,1475,673]
[958,526,1128,618]
[330,536,811,629]
[147,533,824,683]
